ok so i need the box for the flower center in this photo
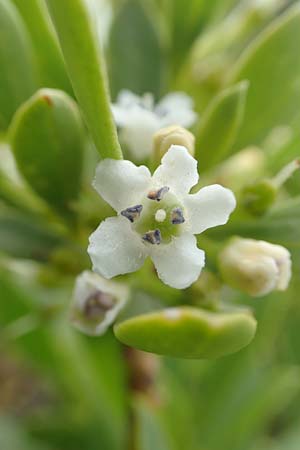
[120,186,185,245]
[155,209,167,222]
[83,291,115,321]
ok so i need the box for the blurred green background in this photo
[1,0,300,449]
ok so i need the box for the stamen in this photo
[84,291,115,319]
[171,207,185,225]
[155,209,167,222]
[121,204,143,222]
[147,186,169,201]
[142,229,161,245]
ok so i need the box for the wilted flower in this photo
[111,90,197,160]
[219,237,292,297]
[70,271,128,336]
[88,145,236,289]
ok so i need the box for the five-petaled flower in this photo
[111,90,197,160]
[88,145,236,289]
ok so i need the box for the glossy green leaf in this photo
[195,81,248,171]
[45,0,122,159]
[0,0,37,131]
[10,89,84,215]
[114,306,257,359]
[229,4,300,151]
[108,0,163,99]
[11,0,72,94]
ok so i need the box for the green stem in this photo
[45,0,123,160]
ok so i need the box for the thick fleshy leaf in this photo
[184,184,236,234]
[150,233,205,289]
[88,216,147,278]
[0,0,36,131]
[93,158,151,212]
[10,89,84,216]
[114,306,257,358]
[152,145,198,196]
[108,0,162,99]
[228,5,300,151]
[195,82,248,171]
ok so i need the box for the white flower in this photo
[111,90,197,160]
[70,270,128,336]
[88,145,236,289]
[219,237,292,297]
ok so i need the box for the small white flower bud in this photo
[153,125,195,160]
[70,271,128,336]
[219,238,291,297]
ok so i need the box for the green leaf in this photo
[0,207,63,261]
[195,81,248,171]
[10,89,84,216]
[114,306,257,359]
[45,0,122,159]
[108,0,163,99]
[0,0,37,131]
[228,4,300,151]
[11,0,72,94]
[134,397,174,450]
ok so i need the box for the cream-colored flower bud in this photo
[153,125,195,159]
[219,238,291,297]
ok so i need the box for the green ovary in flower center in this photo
[133,190,185,243]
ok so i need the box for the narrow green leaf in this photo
[10,89,84,216]
[108,0,163,99]
[228,4,300,150]
[134,397,174,450]
[45,0,122,159]
[0,0,37,131]
[11,0,72,94]
[195,81,248,171]
[114,306,257,359]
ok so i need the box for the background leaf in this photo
[108,0,163,99]
[195,81,248,170]
[0,0,37,131]
[228,4,300,151]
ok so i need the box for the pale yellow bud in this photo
[219,237,291,297]
[153,125,195,160]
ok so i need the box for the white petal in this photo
[111,104,129,127]
[88,216,147,278]
[185,184,236,234]
[152,145,199,195]
[155,92,197,128]
[160,108,197,129]
[93,158,151,212]
[116,89,143,108]
[150,233,205,289]
[120,109,160,160]
[155,92,194,115]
